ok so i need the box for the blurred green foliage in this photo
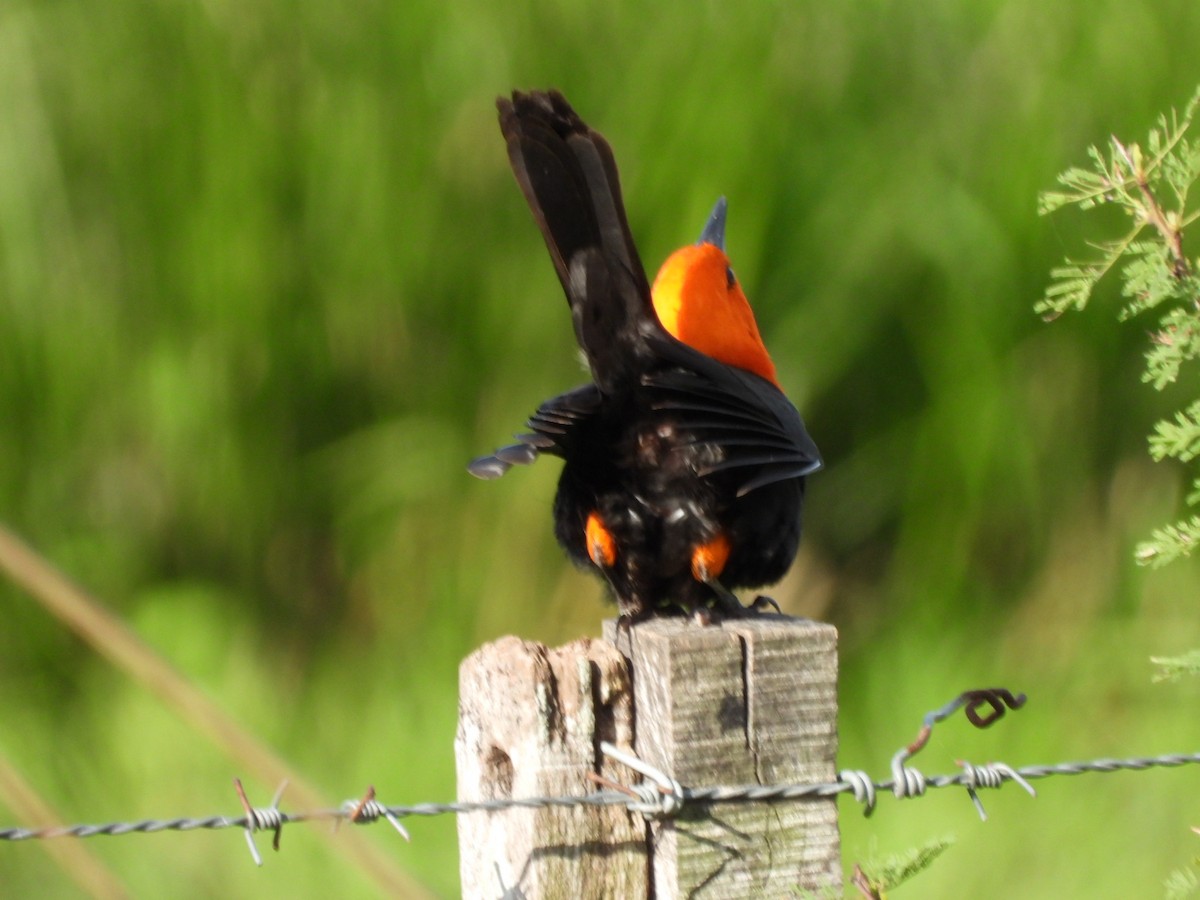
[2,0,1200,896]
[1039,87,1200,570]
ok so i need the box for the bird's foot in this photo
[702,580,782,621]
[747,594,782,614]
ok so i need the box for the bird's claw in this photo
[704,581,782,620]
[747,594,781,614]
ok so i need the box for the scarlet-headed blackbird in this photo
[470,90,821,621]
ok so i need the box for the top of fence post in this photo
[605,615,840,897]
[456,616,840,898]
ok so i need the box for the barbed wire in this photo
[2,688,1198,866]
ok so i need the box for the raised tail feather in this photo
[498,90,660,394]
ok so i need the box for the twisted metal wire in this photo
[2,751,1198,847]
[3,687,1196,858]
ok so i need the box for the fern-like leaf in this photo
[1120,241,1189,319]
[1135,515,1200,567]
[860,836,955,894]
[1149,402,1200,463]
[1037,265,1103,317]
[1144,306,1200,389]
[1151,649,1200,683]
[1165,862,1200,900]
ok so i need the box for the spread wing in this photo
[643,336,822,497]
[467,384,602,479]
[470,339,821,497]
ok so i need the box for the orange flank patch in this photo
[585,512,617,569]
[651,244,779,387]
[690,532,732,583]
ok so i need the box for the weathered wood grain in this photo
[456,636,645,898]
[457,618,839,898]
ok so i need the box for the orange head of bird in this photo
[650,197,779,387]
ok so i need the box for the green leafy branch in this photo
[1043,92,1200,900]
[1039,86,1200,567]
[1039,86,1200,319]
[844,836,954,898]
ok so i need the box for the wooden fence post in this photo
[607,617,841,896]
[456,636,646,897]
[456,617,840,898]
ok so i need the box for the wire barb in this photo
[956,761,1037,821]
[342,786,410,841]
[890,686,1028,810]
[234,778,287,866]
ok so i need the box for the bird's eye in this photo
[726,266,737,289]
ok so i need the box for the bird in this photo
[469,89,821,622]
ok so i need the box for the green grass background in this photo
[2,0,1200,896]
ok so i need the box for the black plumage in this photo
[470,90,820,620]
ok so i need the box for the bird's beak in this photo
[697,196,727,250]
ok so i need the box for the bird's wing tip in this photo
[467,456,511,480]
